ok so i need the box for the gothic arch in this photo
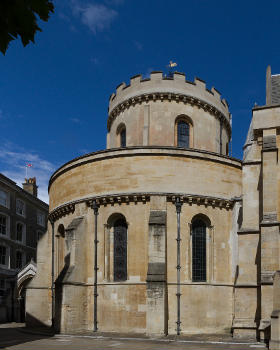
[116,123,126,147]
[105,213,128,282]
[190,214,212,282]
[174,114,194,148]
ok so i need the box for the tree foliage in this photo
[0,0,54,54]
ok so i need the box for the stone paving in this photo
[0,324,268,350]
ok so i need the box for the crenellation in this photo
[140,78,150,82]
[116,82,126,93]
[222,98,229,108]
[108,72,231,130]
[194,77,206,89]
[206,88,214,95]
[173,72,186,82]
[109,93,115,102]
[130,74,142,85]
[150,71,163,80]
[211,86,221,99]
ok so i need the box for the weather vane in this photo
[166,60,178,77]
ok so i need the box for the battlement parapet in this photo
[108,72,230,125]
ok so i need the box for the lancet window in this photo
[192,219,207,282]
[177,121,190,148]
[113,218,127,281]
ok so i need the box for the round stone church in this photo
[26,69,280,342]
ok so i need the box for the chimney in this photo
[23,177,38,197]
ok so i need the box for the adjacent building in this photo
[0,175,48,322]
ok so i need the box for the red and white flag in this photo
[25,163,33,177]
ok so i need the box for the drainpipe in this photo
[92,200,99,332]
[175,197,182,335]
[50,219,55,328]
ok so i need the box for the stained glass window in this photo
[114,218,127,281]
[192,219,206,282]
[177,121,189,148]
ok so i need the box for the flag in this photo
[26,163,33,168]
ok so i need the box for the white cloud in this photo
[79,148,91,154]
[71,1,118,34]
[90,57,99,64]
[0,143,56,204]
[133,41,143,51]
[70,117,82,123]
[105,0,124,5]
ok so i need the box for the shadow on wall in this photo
[54,253,70,333]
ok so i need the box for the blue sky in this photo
[1,0,280,203]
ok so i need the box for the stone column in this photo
[146,196,167,335]
[260,129,280,341]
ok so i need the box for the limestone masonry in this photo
[26,67,280,347]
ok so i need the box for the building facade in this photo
[0,175,48,322]
[26,67,280,342]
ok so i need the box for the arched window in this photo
[177,121,189,148]
[113,218,127,281]
[117,123,126,148]
[192,219,206,282]
[120,129,126,147]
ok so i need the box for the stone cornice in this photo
[107,91,231,137]
[48,192,235,222]
[48,203,75,222]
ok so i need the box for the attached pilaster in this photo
[260,129,280,341]
[143,105,150,146]
[146,196,167,335]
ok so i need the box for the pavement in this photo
[0,323,268,350]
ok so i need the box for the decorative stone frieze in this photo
[168,194,234,209]
[48,192,235,224]
[48,203,75,222]
[107,91,231,136]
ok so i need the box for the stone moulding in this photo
[261,271,275,285]
[48,192,235,222]
[48,203,75,222]
[107,91,231,137]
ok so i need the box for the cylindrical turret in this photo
[107,71,231,155]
